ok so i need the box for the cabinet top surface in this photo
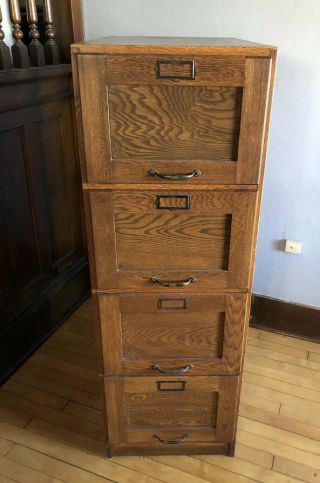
[72,36,277,55]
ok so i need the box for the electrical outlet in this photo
[285,240,302,254]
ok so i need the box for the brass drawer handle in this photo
[153,433,191,445]
[152,363,193,375]
[148,169,201,180]
[156,60,197,80]
[151,276,196,287]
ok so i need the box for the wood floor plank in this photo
[0,475,18,483]
[237,428,320,471]
[1,298,319,483]
[48,328,93,348]
[248,328,261,338]
[280,404,320,429]
[42,338,98,360]
[0,422,160,483]
[195,454,304,483]
[238,417,320,458]
[19,360,100,395]
[0,437,14,457]
[0,405,31,428]
[247,334,309,359]
[2,380,68,411]
[6,444,114,483]
[240,404,320,443]
[258,331,320,355]
[244,356,320,392]
[0,454,63,483]
[235,443,273,469]
[28,353,98,383]
[62,317,95,339]
[246,352,320,383]
[242,380,320,413]
[273,455,320,483]
[38,347,99,371]
[12,368,102,410]
[112,456,210,483]
[151,455,255,483]
[26,418,105,456]
[247,344,320,372]
[308,352,320,365]
[240,392,281,414]
[243,372,320,405]
[63,401,104,426]
[0,392,105,441]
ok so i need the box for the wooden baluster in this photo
[43,0,59,64]
[0,5,13,70]
[9,0,30,68]
[26,0,45,66]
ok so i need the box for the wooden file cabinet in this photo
[72,36,277,457]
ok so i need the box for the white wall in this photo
[83,0,320,308]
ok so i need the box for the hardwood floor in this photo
[0,297,320,482]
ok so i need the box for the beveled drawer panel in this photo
[103,375,239,446]
[96,292,248,376]
[87,189,257,291]
[77,54,272,184]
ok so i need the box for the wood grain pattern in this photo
[74,52,274,185]
[105,54,245,86]
[72,36,277,57]
[115,212,231,270]
[3,301,318,474]
[76,55,110,182]
[108,84,242,161]
[237,57,272,183]
[102,375,239,449]
[97,292,247,376]
[88,189,256,291]
[72,38,278,456]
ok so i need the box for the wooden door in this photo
[77,54,271,185]
[87,189,257,291]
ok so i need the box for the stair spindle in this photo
[26,0,45,66]
[9,0,30,68]
[43,0,59,64]
[0,5,13,70]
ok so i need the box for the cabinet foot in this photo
[228,441,236,457]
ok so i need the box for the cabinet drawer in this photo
[103,375,239,446]
[87,189,257,291]
[97,293,248,376]
[77,54,272,184]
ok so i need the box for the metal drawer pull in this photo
[148,169,201,180]
[151,276,196,287]
[152,363,193,375]
[153,433,191,444]
[156,60,196,80]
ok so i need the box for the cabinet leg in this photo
[228,441,236,457]
[106,448,113,459]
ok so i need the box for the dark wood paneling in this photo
[51,0,84,63]
[0,261,89,384]
[0,64,89,384]
[251,294,320,342]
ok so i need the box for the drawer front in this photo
[87,189,257,291]
[77,54,272,184]
[97,293,248,376]
[103,375,239,446]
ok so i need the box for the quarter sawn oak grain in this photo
[72,36,277,457]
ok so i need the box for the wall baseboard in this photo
[250,294,320,343]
